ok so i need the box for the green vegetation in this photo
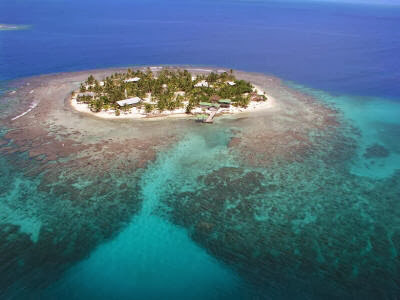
[74,68,266,114]
[144,103,154,113]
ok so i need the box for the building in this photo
[194,80,209,88]
[85,84,95,89]
[200,102,220,109]
[77,92,96,97]
[124,77,141,83]
[117,97,142,106]
[227,81,236,86]
[218,99,232,108]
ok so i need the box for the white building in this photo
[117,97,142,106]
[227,81,236,86]
[78,92,96,97]
[194,80,209,88]
[124,77,141,83]
[174,91,185,97]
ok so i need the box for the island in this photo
[0,24,30,31]
[71,67,271,122]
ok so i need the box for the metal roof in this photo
[124,77,141,83]
[117,97,142,106]
[200,102,220,108]
[194,81,209,87]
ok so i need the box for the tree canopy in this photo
[75,68,265,115]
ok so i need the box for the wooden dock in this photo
[204,110,217,123]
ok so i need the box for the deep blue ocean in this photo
[1,0,400,299]
[1,0,400,98]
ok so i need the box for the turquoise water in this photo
[0,80,400,298]
[47,217,242,299]
[33,90,400,298]
[43,131,248,299]
[0,157,43,244]
[291,83,400,179]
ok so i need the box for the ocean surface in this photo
[1,0,400,299]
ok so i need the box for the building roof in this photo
[78,92,96,97]
[117,97,142,106]
[200,102,220,108]
[194,80,209,87]
[124,77,141,83]
[218,99,232,104]
[227,81,236,86]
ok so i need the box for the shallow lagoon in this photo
[1,68,399,299]
[43,132,247,299]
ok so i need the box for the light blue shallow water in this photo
[1,81,400,298]
[43,132,247,299]
[289,83,400,179]
[46,216,242,299]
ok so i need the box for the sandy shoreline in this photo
[2,65,330,137]
[3,66,281,125]
[70,80,276,121]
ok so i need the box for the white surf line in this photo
[11,102,38,121]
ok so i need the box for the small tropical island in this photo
[71,68,270,122]
[0,24,30,31]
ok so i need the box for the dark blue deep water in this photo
[1,0,400,299]
[1,0,400,98]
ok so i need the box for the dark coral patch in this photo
[363,143,390,159]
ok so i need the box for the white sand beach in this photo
[70,84,275,121]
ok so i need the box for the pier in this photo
[204,110,217,123]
